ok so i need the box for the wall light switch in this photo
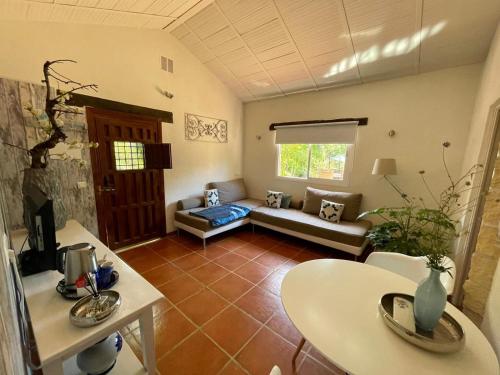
[77,181,88,189]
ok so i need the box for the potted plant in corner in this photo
[2,60,98,230]
[359,142,483,331]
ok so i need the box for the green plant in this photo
[360,205,424,256]
[360,142,483,272]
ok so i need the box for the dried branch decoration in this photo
[3,60,98,169]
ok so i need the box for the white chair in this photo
[365,252,456,295]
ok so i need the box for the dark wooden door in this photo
[86,107,166,250]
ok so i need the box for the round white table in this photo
[281,259,499,375]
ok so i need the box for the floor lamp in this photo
[372,158,411,203]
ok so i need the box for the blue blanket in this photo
[190,204,250,227]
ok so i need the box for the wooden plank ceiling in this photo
[2,0,500,101]
[171,0,500,101]
[0,0,204,29]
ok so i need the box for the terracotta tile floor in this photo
[118,226,363,375]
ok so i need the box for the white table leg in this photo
[139,307,156,375]
[42,359,64,375]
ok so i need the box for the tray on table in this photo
[379,293,465,353]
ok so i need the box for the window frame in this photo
[276,143,355,187]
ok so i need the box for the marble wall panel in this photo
[0,77,97,236]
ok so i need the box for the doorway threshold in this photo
[114,237,162,254]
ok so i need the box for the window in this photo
[278,143,353,183]
[113,141,145,171]
[274,120,358,184]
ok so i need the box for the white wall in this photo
[461,25,500,174]
[243,65,482,214]
[0,20,243,232]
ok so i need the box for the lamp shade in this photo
[372,158,397,175]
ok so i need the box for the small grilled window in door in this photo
[113,141,145,171]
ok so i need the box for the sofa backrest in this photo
[302,186,362,222]
[208,178,247,203]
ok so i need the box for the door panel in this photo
[86,108,166,249]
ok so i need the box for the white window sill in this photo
[276,175,350,187]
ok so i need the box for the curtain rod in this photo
[269,117,368,130]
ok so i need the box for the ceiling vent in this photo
[161,56,173,73]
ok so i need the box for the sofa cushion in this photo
[302,187,362,222]
[177,197,203,211]
[290,199,303,210]
[204,189,220,207]
[266,190,282,208]
[280,194,292,209]
[319,200,344,223]
[250,206,371,247]
[208,178,247,203]
[175,199,263,232]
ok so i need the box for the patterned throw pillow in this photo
[266,190,283,208]
[204,189,220,207]
[319,199,344,223]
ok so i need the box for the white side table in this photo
[12,220,164,375]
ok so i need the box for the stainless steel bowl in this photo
[69,290,121,328]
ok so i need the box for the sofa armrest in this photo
[177,197,204,210]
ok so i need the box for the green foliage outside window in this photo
[279,144,309,178]
[279,143,348,180]
[310,144,347,180]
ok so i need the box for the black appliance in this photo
[18,185,58,276]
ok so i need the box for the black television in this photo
[18,185,58,276]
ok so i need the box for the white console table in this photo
[11,220,164,375]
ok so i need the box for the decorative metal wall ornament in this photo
[184,113,228,143]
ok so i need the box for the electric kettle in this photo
[57,243,98,294]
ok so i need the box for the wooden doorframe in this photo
[453,99,500,306]
[86,106,166,248]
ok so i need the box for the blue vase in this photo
[413,268,447,332]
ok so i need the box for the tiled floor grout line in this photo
[127,274,323,374]
[125,323,334,375]
[197,281,319,372]
[156,328,199,363]
[140,254,264,309]
[212,314,276,375]
[217,358,250,375]
[203,253,325,372]
[173,243,289,288]
[124,241,303,315]
[152,290,265,366]
[143,230,304,280]
[148,277,286,369]
[153,300,223,363]
[131,240,307,324]
[129,275,318,373]
[120,230,336,374]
